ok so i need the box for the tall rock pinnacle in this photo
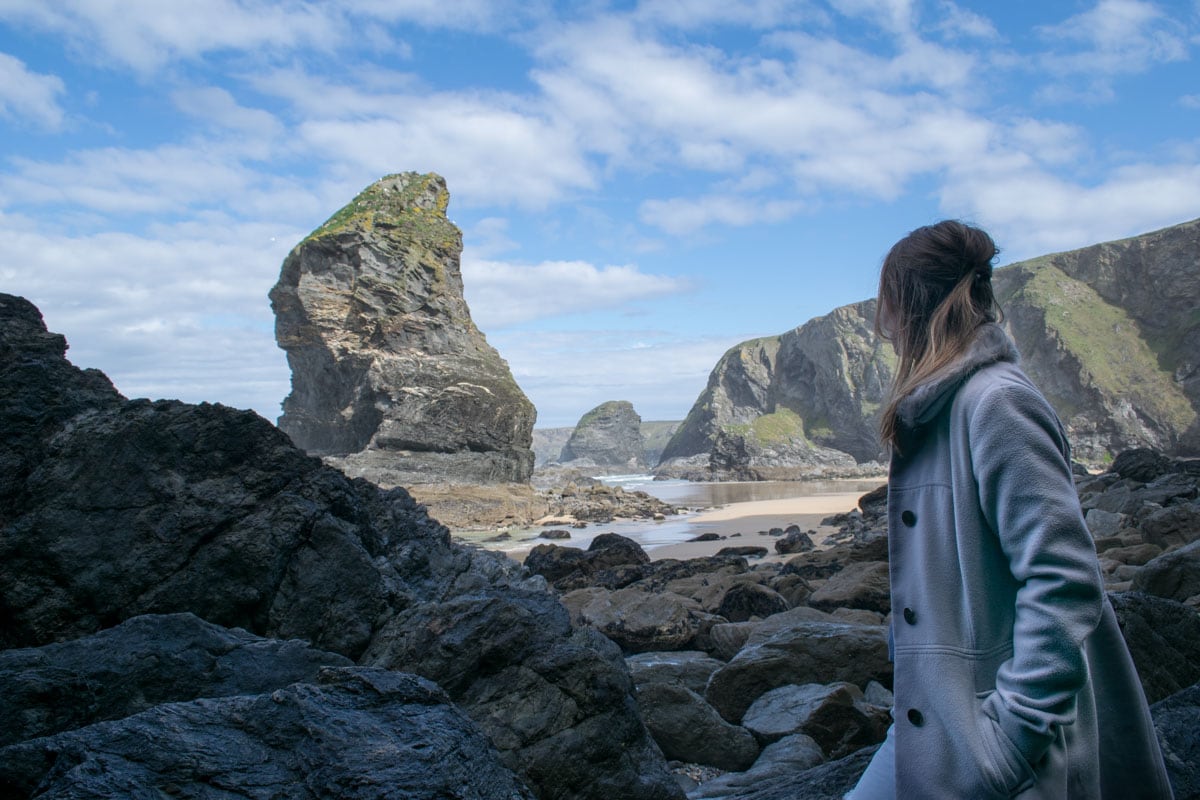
[270,172,535,485]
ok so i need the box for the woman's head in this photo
[876,220,1001,447]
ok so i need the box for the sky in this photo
[1,1,1198,429]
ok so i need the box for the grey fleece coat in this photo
[887,323,1172,799]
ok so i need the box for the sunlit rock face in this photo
[270,172,535,485]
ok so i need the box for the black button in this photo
[903,607,916,625]
[907,708,924,726]
[901,510,917,526]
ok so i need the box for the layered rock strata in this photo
[270,172,535,485]
[0,294,681,800]
[661,218,1200,478]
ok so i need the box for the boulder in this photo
[1151,682,1200,800]
[687,734,825,799]
[688,746,878,800]
[269,173,535,485]
[1132,539,1200,603]
[715,583,790,623]
[1110,449,1174,483]
[561,586,710,653]
[1108,592,1200,704]
[0,667,535,800]
[807,561,892,614]
[626,651,725,696]
[716,546,769,559]
[0,613,351,746]
[1139,501,1200,550]
[742,682,889,757]
[705,620,892,723]
[775,528,815,554]
[636,682,759,771]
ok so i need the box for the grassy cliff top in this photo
[304,172,460,247]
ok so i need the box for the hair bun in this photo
[962,226,997,280]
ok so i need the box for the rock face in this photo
[270,172,535,485]
[0,294,681,800]
[661,218,1200,477]
[560,400,646,469]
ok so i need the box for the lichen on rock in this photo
[270,172,535,485]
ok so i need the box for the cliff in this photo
[270,172,536,485]
[661,218,1200,477]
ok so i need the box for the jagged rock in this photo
[1151,682,1200,800]
[1139,501,1200,550]
[716,546,769,558]
[637,682,760,771]
[1132,539,1200,603]
[561,401,646,469]
[775,528,815,554]
[626,651,726,696]
[687,746,877,800]
[0,294,682,800]
[0,613,352,747]
[741,682,889,757]
[1109,592,1200,704]
[0,667,535,800]
[686,734,826,799]
[807,561,892,614]
[1111,449,1176,482]
[705,620,892,723]
[269,173,535,485]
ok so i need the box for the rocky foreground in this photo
[2,293,1197,799]
[524,450,1200,799]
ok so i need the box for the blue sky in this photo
[1,0,1198,428]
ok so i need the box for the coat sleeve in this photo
[967,381,1104,769]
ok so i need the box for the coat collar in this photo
[896,323,1020,430]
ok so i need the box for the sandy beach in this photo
[460,489,869,565]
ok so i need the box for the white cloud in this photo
[461,257,690,328]
[942,159,1200,257]
[632,0,823,29]
[171,86,283,138]
[1037,0,1190,78]
[0,52,66,129]
[639,194,803,235]
[933,1,999,40]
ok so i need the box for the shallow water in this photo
[454,476,884,558]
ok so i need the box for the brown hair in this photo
[876,220,1001,448]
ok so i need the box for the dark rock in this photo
[1139,501,1200,550]
[1132,539,1200,603]
[687,734,825,799]
[688,745,877,800]
[1151,682,1200,800]
[561,400,647,469]
[690,532,723,542]
[0,295,683,800]
[1111,449,1174,483]
[540,528,573,540]
[715,583,790,623]
[0,667,535,800]
[0,613,351,747]
[270,173,535,484]
[775,529,815,554]
[769,573,815,607]
[705,620,891,723]
[857,485,889,516]
[524,543,593,584]
[716,546,769,559]
[742,682,889,757]
[1109,592,1200,704]
[637,682,760,771]
[626,651,726,696]
[590,532,652,566]
[561,587,710,653]
[807,561,892,614]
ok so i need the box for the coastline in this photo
[457,489,870,565]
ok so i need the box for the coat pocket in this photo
[976,692,1037,797]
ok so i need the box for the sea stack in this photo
[560,400,646,470]
[270,173,535,485]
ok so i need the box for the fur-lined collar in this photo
[896,323,1020,430]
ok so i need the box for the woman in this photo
[847,221,1173,799]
